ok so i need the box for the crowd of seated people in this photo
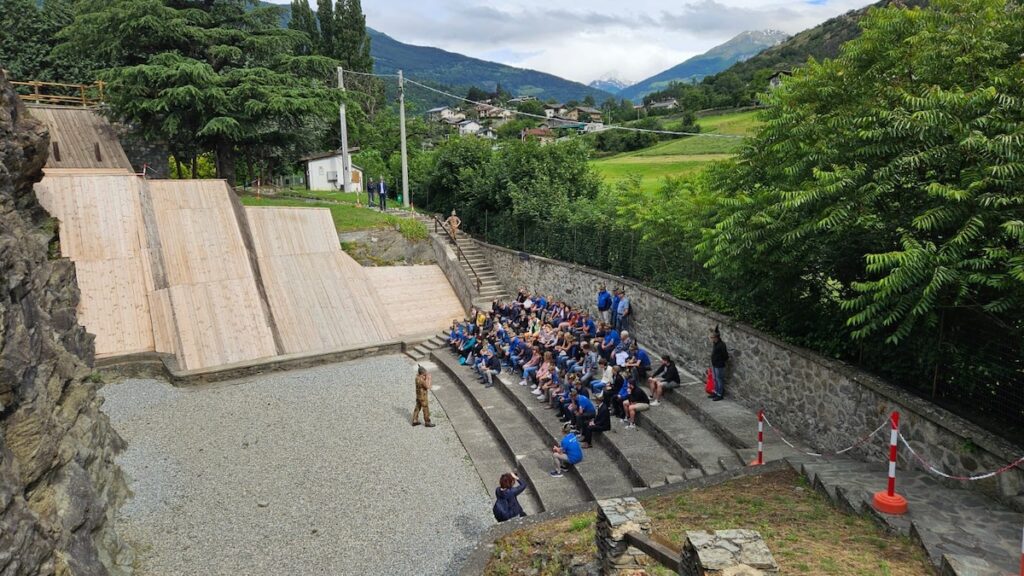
[446,289,682,456]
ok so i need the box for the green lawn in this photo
[239,196,396,232]
[592,110,760,193]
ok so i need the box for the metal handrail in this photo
[434,214,483,293]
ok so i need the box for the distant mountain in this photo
[618,30,789,101]
[368,29,613,105]
[675,0,929,107]
[255,2,612,105]
[589,78,630,95]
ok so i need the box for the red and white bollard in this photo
[872,411,908,515]
[750,409,765,466]
[1019,524,1023,576]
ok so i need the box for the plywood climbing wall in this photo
[245,206,397,353]
[364,266,465,339]
[147,180,279,370]
[28,106,134,171]
[34,173,157,358]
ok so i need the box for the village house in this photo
[479,126,498,140]
[508,96,537,104]
[648,98,679,112]
[768,70,793,89]
[521,127,556,145]
[302,150,364,192]
[564,106,603,122]
[478,104,514,121]
[544,103,567,118]
[458,119,483,136]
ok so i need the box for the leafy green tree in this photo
[288,0,320,55]
[701,0,1024,375]
[0,0,99,82]
[317,0,336,56]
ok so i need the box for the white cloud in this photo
[276,0,874,84]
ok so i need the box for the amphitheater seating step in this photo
[423,362,542,516]
[491,371,640,499]
[595,418,691,488]
[431,353,590,512]
[667,379,811,464]
[632,393,746,476]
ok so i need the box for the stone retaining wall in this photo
[474,239,1024,505]
[430,233,474,312]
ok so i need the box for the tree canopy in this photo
[57,0,342,184]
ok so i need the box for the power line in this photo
[342,68,746,139]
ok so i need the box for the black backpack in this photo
[493,495,512,522]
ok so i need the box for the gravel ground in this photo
[100,355,493,576]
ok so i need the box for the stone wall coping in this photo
[162,341,406,385]
[472,238,1024,461]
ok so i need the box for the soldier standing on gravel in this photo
[412,365,435,427]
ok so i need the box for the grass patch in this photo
[484,469,931,576]
[487,513,598,576]
[591,110,761,193]
[239,195,427,240]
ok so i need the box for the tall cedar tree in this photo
[57,0,341,184]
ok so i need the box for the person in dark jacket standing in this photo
[377,177,387,211]
[709,326,729,401]
[493,472,528,522]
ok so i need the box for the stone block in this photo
[681,530,778,576]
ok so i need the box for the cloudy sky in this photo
[274,0,874,84]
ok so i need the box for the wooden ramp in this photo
[35,169,465,371]
[364,266,465,339]
[27,106,134,171]
[147,180,279,371]
[34,173,157,358]
[245,206,397,353]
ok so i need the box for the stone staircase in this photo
[661,371,1023,576]
[386,209,509,306]
[449,237,508,305]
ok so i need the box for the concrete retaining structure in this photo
[472,239,1024,506]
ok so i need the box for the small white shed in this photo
[303,151,363,192]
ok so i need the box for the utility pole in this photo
[398,69,410,208]
[338,67,353,197]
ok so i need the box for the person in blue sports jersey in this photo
[549,422,583,477]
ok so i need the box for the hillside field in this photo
[592,110,760,192]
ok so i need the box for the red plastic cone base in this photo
[749,459,764,466]
[872,491,908,515]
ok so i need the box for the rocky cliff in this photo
[0,73,130,574]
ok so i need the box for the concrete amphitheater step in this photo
[490,372,639,500]
[631,389,746,476]
[423,362,542,516]
[667,379,806,464]
[595,416,691,488]
[431,353,590,512]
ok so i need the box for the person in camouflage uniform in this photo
[412,365,435,427]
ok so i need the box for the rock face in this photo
[0,72,130,574]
